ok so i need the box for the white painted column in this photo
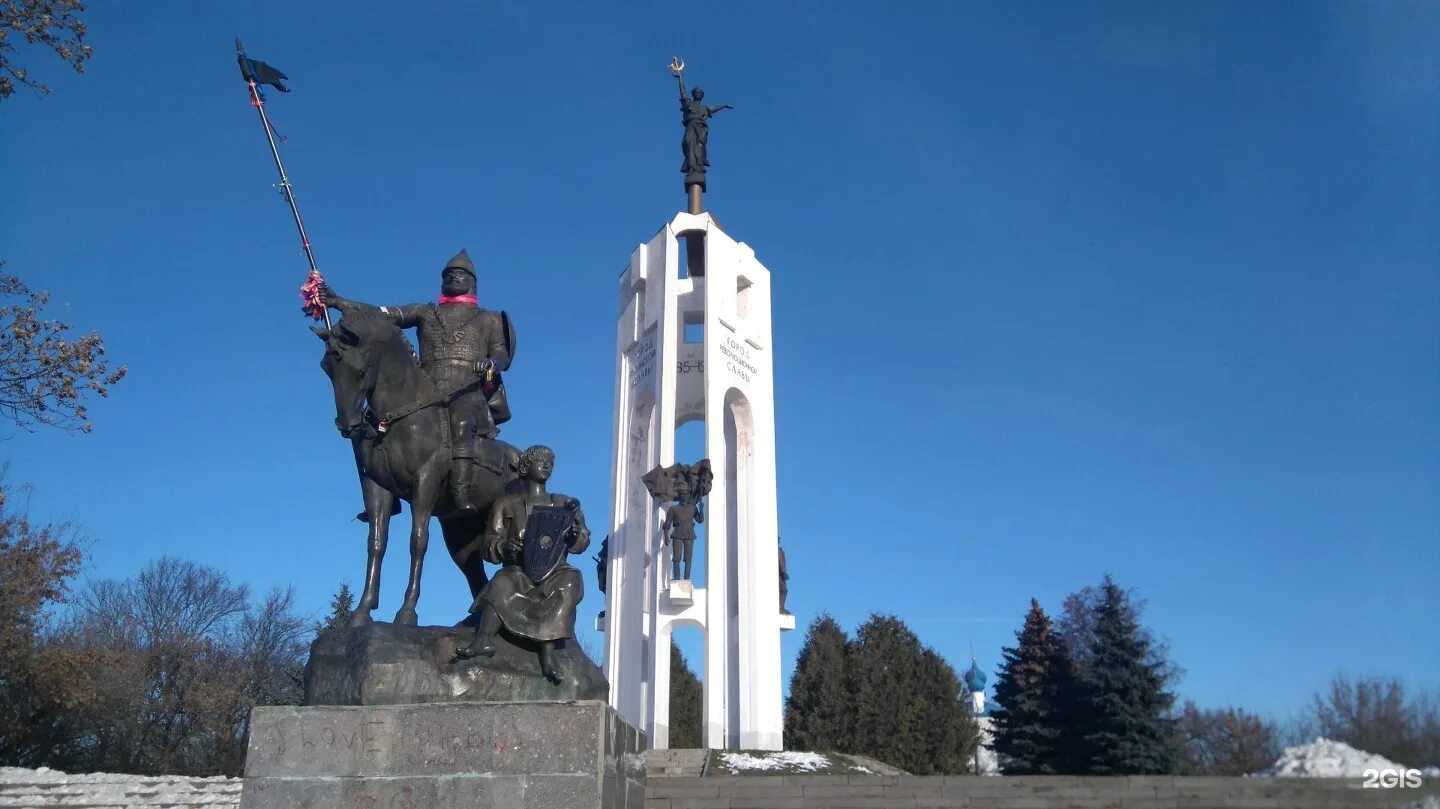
[604,212,787,751]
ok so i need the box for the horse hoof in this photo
[348,611,374,628]
[393,608,419,626]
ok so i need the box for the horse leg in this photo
[441,515,491,600]
[352,477,394,627]
[394,470,443,626]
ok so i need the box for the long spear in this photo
[234,38,331,329]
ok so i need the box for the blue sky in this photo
[3,0,1437,722]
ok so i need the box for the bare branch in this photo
[0,268,126,433]
[0,0,92,100]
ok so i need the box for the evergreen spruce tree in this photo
[1040,633,1083,773]
[916,647,982,774]
[1071,576,1178,774]
[313,583,354,638]
[848,614,927,771]
[991,599,1075,774]
[784,613,852,752]
[1060,582,1179,686]
[669,641,703,749]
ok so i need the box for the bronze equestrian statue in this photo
[312,250,522,626]
[322,249,515,507]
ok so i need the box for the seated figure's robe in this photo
[470,491,590,642]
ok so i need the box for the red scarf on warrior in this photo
[438,294,477,305]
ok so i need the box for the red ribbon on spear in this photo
[235,38,331,329]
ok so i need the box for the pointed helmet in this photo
[442,248,476,279]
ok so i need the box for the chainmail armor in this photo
[417,307,492,367]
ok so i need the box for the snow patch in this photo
[975,744,1000,776]
[1397,797,1440,809]
[1252,737,1405,778]
[973,716,1000,775]
[718,751,830,773]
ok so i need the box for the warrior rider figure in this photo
[320,249,515,510]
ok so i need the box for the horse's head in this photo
[314,311,421,437]
[314,321,369,437]
[314,307,423,438]
[313,314,394,438]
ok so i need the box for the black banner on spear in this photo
[235,38,331,328]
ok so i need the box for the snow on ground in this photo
[974,715,1000,775]
[1252,737,1406,778]
[1398,797,1440,809]
[975,743,1000,776]
[0,766,240,808]
[718,751,830,773]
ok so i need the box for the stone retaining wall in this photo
[645,750,709,778]
[0,768,241,808]
[8,766,1439,808]
[646,773,1440,809]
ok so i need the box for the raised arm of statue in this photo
[317,287,425,327]
[380,303,427,328]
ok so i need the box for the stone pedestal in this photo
[305,622,607,706]
[666,580,694,605]
[239,701,644,809]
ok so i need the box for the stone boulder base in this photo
[240,701,645,809]
[305,622,606,705]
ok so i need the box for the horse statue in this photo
[313,306,519,627]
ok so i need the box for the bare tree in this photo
[1308,675,1440,768]
[59,558,306,775]
[0,272,125,432]
[1175,701,1280,775]
[238,590,307,704]
[1409,691,1440,769]
[0,4,117,431]
[0,0,92,100]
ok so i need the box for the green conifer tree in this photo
[1072,576,1178,774]
[916,647,983,774]
[784,613,852,751]
[991,599,1075,774]
[669,641,703,749]
[848,614,928,770]
[313,583,353,638]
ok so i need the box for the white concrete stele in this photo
[601,211,784,751]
